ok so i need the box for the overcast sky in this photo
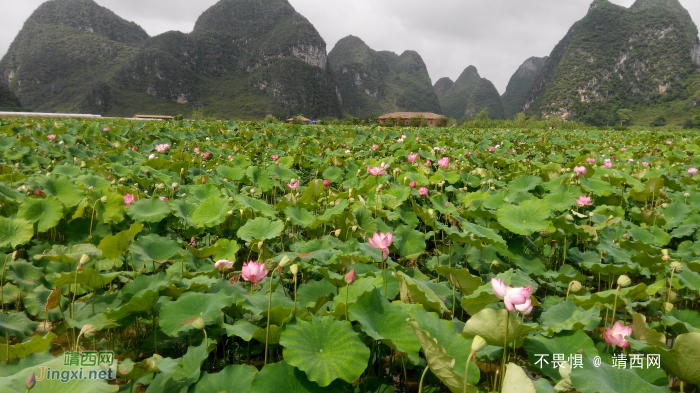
[1,0,699,93]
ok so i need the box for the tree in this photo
[435,116,448,127]
[618,109,633,126]
[650,116,666,127]
[476,108,489,120]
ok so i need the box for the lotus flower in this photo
[123,194,135,207]
[621,148,627,152]
[514,298,533,315]
[215,260,234,270]
[426,159,432,166]
[372,144,379,151]
[148,154,156,160]
[666,141,673,145]
[228,155,232,160]
[287,179,300,190]
[488,146,495,152]
[601,161,613,169]
[367,163,389,177]
[47,134,56,141]
[368,232,393,260]
[642,161,650,166]
[574,166,587,177]
[418,187,428,196]
[155,143,171,153]
[586,157,596,164]
[324,179,331,187]
[345,269,356,284]
[103,128,110,132]
[202,152,211,159]
[194,147,200,154]
[576,195,592,207]
[689,168,698,176]
[271,154,279,161]
[491,278,534,312]
[408,153,419,163]
[438,157,450,169]
[159,196,169,202]
[604,321,633,348]
[35,188,44,197]
[345,149,351,154]
[409,181,417,189]
[241,261,268,283]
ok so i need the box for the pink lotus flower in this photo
[689,168,698,176]
[586,157,596,164]
[202,152,211,159]
[601,161,613,169]
[343,144,347,148]
[514,298,533,315]
[642,161,650,166]
[408,153,419,163]
[488,146,496,152]
[241,261,269,283]
[35,188,44,197]
[576,195,592,207]
[418,187,428,196]
[345,150,351,154]
[574,166,587,177]
[426,159,432,166]
[228,155,232,160]
[148,154,156,160]
[319,152,323,157]
[324,179,331,187]
[194,147,200,154]
[604,321,633,348]
[47,134,56,141]
[132,147,137,151]
[416,137,420,141]
[491,278,534,312]
[155,144,171,153]
[271,154,279,161]
[666,141,673,145]
[287,179,300,190]
[345,269,356,284]
[123,194,135,207]
[368,232,393,260]
[367,163,389,177]
[372,144,379,151]
[215,260,234,270]
[621,148,627,152]
[409,181,417,189]
[438,157,450,169]
[103,127,110,132]
[159,197,169,202]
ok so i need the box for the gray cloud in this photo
[1,0,699,93]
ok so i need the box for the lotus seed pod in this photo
[119,177,127,183]
[617,275,632,288]
[569,281,582,292]
[79,254,91,265]
[335,229,342,237]
[100,196,108,203]
[156,183,165,189]
[279,255,292,268]
[661,203,668,209]
[670,261,683,273]
[554,378,574,393]
[35,321,51,334]
[684,193,690,198]
[180,168,185,174]
[663,302,674,313]
[290,264,299,275]
[540,230,550,239]
[81,161,86,167]
[471,335,487,352]
[359,195,365,205]
[250,188,256,194]
[191,317,205,330]
[180,193,187,198]
[80,324,96,339]
[491,260,499,266]
[502,197,510,203]
[172,182,179,189]
[489,186,495,191]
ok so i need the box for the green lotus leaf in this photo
[76,174,111,191]
[192,196,229,227]
[237,217,284,242]
[22,285,67,320]
[224,319,258,342]
[462,308,535,346]
[348,289,421,362]
[298,179,325,204]
[393,225,426,258]
[211,239,240,262]
[129,234,183,264]
[0,332,56,362]
[0,182,25,203]
[539,301,601,335]
[38,176,84,207]
[523,330,599,382]
[544,188,580,211]
[508,174,542,193]
[502,363,536,393]
[657,333,700,385]
[284,206,317,228]
[246,166,274,191]
[663,202,691,229]
[170,199,198,227]
[296,279,336,311]
[662,309,700,334]
[234,194,276,218]
[353,207,378,233]
[159,291,235,336]
[394,271,448,314]
[187,184,222,203]
[250,361,342,393]
[193,364,257,393]
[95,192,126,224]
[34,243,102,263]
[317,200,349,222]
[280,317,370,387]
[571,354,669,393]
[267,164,297,182]
[0,312,37,339]
[322,167,345,183]
[127,197,171,222]
[53,268,123,289]
[148,340,211,392]
[496,199,551,236]
[6,261,46,291]
[217,165,246,181]
[435,266,483,296]
[407,320,474,393]
[17,196,63,232]
[97,223,143,259]
[0,217,34,248]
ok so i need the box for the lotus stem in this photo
[264,268,275,365]
[667,270,675,304]
[611,284,621,328]
[88,200,100,242]
[293,274,298,318]
[345,284,350,321]
[500,312,510,392]
[464,351,475,393]
[418,364,430,393]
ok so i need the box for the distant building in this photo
[133,115,174,121]
[378,112,446,127]
[286,116,313,124]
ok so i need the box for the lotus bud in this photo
[684,192,690,198]
[334,229,342,237]
[250,188,256,194]
[428,209,434,219]
[345,269,356,284]
[119,177,127,183]
[569,280,582,292]
[191,316,205,330]
[491,260,499,267]
[227,210,233,217]
[257,241,264,250]
[26,372,36,390]
[661,203,668,209]
[11,251,18,261]
[617,275,632,288]
[359,195,365,205]
[80,161,86,168]
[80,324,96,339]
[559,361,572,380]
[180,168,185,174]
[80,254,91,265]
[670,261,683,273]
[663,302,674,313]
[290,264,299,275]
[172,182,179,189]
[100,196,108,203]
[180,193,187,198]
[279,255,292,268]
[156,183,165,190]
[471,335,487,353]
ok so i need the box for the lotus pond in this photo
[1,117,700,393]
